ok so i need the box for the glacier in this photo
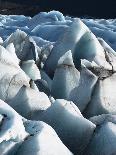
[0,10,116,155]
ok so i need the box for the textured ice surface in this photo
[0,100,28,155]
[0,100,72,155]
[17,120,73,155]
[84,73,116,118]
[51,51,80,99]
[84,114,116,155]
[38,99,96,154]
[0,10,116,155]
[69,63,98,112]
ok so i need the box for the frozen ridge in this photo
[0,10,116,155]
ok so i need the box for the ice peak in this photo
[58,50,74,67]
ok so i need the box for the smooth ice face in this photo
[16,120,73,155]
[51,65,80,99]
[51,50,79,99]
[69,64,98,112]
[83,19,116,51]
[38,99,96,154]
[6,43,20,65]
[21,60,41,80]
[84,73,116,118]
[85,122,116,155]
[35,79,51,96]
[44,18,89,76]
[40,70,52,90]
[84,114,116,155]
[8,86,51,119]
[44,17,113,76]
[73,31,111,69]
[32,24,69,42]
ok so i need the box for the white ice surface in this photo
[0,11,115,155]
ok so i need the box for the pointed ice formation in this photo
[73,31,111,70]
[84,73,116,118]
[3,29,27,58]
[0,100,72,155]
[69,61,98,112]
[3,30,38,62]
[21,36,38,61]
[21,60,41,80]
[0,11,116,155]
[84,114,116,155]
[0,45,20,68]
[6,43,20,65]
[44,18,112,77]
[38,99,96,154]
[98,37,116,71]
[17,120,73,155]
[0,44,30,102]
[58,50,74,66]
[0,99,28,155]
[44,18,89,76]
[8,86,51,119]
[0,44,51,119]
[51,51,80,99]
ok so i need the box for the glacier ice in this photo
[84,73,116,118]
[0,10,115,155]
[44,18,89,76]
[35,79,51,97]
[38,99,96,154]
[32,24,69,42]
[29,11,66,29]
[21,60,41,80]
[0,99,72,155]
[69,61,98,112]
[17,120,73,155]
[84,114,116,155]
[40,70,52,90]
[51,51,80,99]
[6,43,20,65]
[0,99,28,155]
